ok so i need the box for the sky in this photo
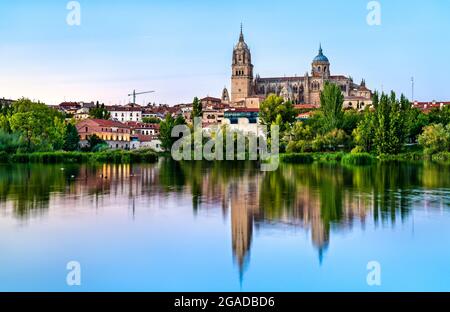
[0,0,449,105]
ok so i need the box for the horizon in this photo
[1,0,450,105]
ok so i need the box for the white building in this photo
[107,106,143,122]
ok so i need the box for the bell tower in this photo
[231,24,254,102]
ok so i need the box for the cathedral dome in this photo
[313,45,329,63]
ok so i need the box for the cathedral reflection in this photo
[0,160,449,278]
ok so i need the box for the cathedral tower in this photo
[231,25,254,102]
[311,44,330,78]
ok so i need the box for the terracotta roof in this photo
[132,134,158,142]
[59,102,81,108]
[88,119,129,128]
[125,121,160,129]
[201,96,222,102]
[295,104,319,109]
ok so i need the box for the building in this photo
[222,108,261,136]
[230,27,372,108]
[76,119,132,149]
[413,101,450,113]
[201,97,222,109]
[125,121,160,136]
[74,107,90,120]
[130,134,163,152]
[0,98,15,107]
[58,102,81,114]
[202,108,225,126]
[107,105,143,122]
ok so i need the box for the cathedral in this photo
[228,26,372,109]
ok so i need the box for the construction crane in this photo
[128,90,155,105]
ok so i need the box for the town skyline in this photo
[1,1,450,105]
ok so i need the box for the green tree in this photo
[428,105,450,125]
[352,109,376,153]
[159,114,187,151]
[373,92,407,155]
[89,102,111,120]
[320,82,345,132]
[9,99,65,152]
[142,116,161,124]
[0,130,25,153]
[259,94,298,131]
[191,97,203,119]
[418,123,450,155]
[64,123,80,151]
[342,109,362,135]
[86,134,106,152]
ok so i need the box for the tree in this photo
[320,82,345,132]
[259,94,298,131]
[89,102,111,120]
[159,114,186,151]
[64,123,80,151]
[373,91,407,155]
[352,109,376,153]
[9,99,65,152]
[191,97,203,119]
[0,130,25,154]
[86,134,106,152]
[342,109,362,135]
[418,124,450,155]
[142,116,160,124]
[428,105,450,125]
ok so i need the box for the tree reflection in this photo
[0,160,449,275]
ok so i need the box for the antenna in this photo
[411,77,415,102]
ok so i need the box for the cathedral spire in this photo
[239,23,244,42]
[319,43,323,55]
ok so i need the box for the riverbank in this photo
[1,149,449,165]
[280,151,450,165]
[0,150,158,164]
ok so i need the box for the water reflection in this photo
[0,160,449,277]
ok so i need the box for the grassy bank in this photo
[0,150,158,164]
[280,151,450,165]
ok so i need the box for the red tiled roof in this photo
[132,134,157,142]
[89,119,129,128]
[295,104,319,109]
[59,102,81,108]
[125,121,160,129]
[201,97,222,102]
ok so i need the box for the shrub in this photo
[0,151,9,163]
[432,152,450,163]
[418,123,450,155]
[281,153,314,164]
[341,153,375,166]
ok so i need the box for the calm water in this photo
[0,160,449,291]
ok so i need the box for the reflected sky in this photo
[0,160,449,291]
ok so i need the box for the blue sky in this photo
[0,0,449,105]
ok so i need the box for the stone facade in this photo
[230,28,372,108]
